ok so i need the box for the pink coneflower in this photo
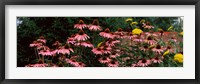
[98,57,111,64]
[110,52,120,58]
[74,30,90,41]
[52,48,59,54]
[30,41,42,47]
[110,32,118,38]
[25,64,32,67]
[75,62,86,67]
[144,32,158,37]
[137,59,151,67]
[105,39,120,47]
[76,41,94,48]
[37,36,46,44]
[101,45,112,54]
[38,48,53,56]
[99,28,114,39]
[107,61,119,67]
[70,55,81,60]
[92,47,104,55]
[118,48,128,55]
[115,33,126,39]
[25,59,48,67]
[122,57,131,62]
[50,64,58,67]
[126,32,137,40]
[49,49,58,56]
[102,45,112,51]
[143,22,154,29]
[67,59,79,66]
[74,20,87,30]
[115,28,124,34]
[151,56,163,64]
[25,63,49,67]
[133,37,143,43]
[88,19,102,31]
[145,36,156,45]
[36,45,44,50]
[37,46,50,51]
[112,40,120,44]
[66,35,76,44]
[114,48,121,53]
[144,25,154,29]
[74,42,81,46]
[65,58,70,63]
[57,44,74,55]
[164,45,174,53]
[131,63,138,67]
[152,44,164,54]
[169,37,177,42]
[112,47,122,53]
[115,28,126,39]
[52,41,62,48]
[67,37,76,45]
[139,45,149,52]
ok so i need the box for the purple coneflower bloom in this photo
[107,61,119,67]
[139,45,149,52]
[110,52,120,58]
[57,44,74,55]
[152,44,164,54]
[74,20,87,30]
[151,56,163,64]
[74,30,90,41]
[145,36,156,45]
[137,59,151,67]
[30,41,42,47]
[92,47,104,55]
[37,36,46,44]
[133,37,143,43]
[99,28,114,39]
[88,19,102,31]
[99,57,111,64]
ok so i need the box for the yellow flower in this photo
[140,19,145,23]
[162,50,169,56]
[167,26,173,31]
[132,28,143,35]
[180,32,183,36]
[130,22,138,26]
[125,18,133,22]
[97,42,103,47]
[174,53,183,63]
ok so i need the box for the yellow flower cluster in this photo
[174,53,183,63]
[132,28,143,35]
[125,18,133,22]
